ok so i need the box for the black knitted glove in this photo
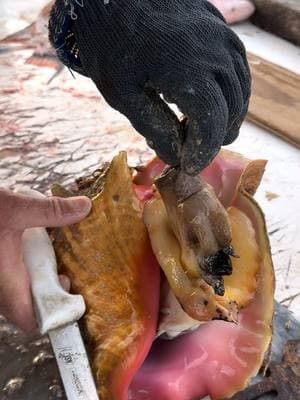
[49,0,251,174]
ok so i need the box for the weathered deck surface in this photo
[0,53,152,193]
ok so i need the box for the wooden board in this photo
[251,0,300,46]
[247,52,300,148]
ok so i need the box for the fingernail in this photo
[69,196,92,215]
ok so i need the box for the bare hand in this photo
[0,188,91,332]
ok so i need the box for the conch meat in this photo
[51,150,274,400]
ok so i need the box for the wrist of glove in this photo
[49,0,251,175]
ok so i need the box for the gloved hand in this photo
[49,0,251,175]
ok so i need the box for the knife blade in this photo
[21,190,99,400]
[49,323,99,400]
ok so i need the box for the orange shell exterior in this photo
[52,153,160,400]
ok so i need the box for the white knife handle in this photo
[21,189,86,335]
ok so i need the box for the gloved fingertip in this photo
[147,137,181,167]
[181,147,220,176]
[223,118,243,145]
[223,128,239,146]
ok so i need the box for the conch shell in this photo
[50,150,274,400]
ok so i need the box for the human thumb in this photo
[12,191,92,229]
